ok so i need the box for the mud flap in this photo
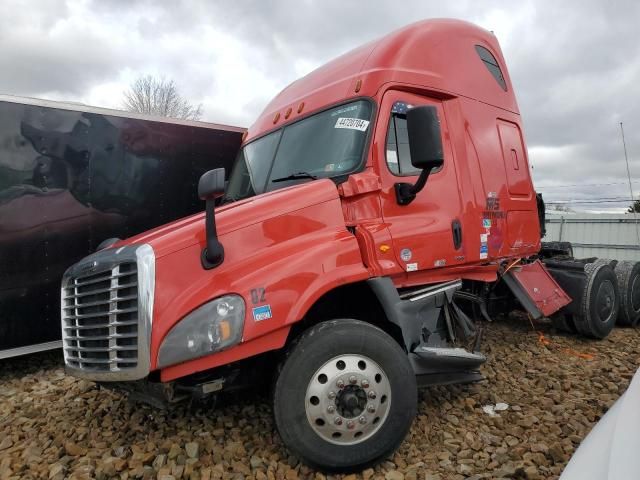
[502,260,572,319]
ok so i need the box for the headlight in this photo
[157,295,245,368]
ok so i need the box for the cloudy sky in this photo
[1,0,639,212]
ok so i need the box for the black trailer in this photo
[0,95,244,358]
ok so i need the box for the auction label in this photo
[334,117,370,131]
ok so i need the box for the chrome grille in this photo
[61,244,155,381]
[62,263,139,370]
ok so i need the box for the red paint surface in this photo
[511,261,572,317]
[146,180,369,374]
[112,19,556,379]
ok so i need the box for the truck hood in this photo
[120,179,342,259]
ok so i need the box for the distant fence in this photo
[545,213,640,260]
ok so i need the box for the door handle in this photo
[452,219,462,250]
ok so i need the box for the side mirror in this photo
[198,168,226,269]
[198,168,226,201]
[395,106,444,205]
[407,106,444,171]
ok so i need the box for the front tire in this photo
[273,319,417,472]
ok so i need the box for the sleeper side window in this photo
[475,45,507,91]
[385,101,442,177]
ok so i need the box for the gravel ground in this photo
[1,314,639,480]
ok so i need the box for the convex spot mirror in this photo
[395,105,444,205]
[407,105,444,171]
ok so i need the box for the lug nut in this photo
[327,405,335,414]
[328,391,336,400]
[368,390,376,399]
[346,420,355,429]
[359,416,367,424]
[349,375,357,384]
[336,379,345,388]
[334,417,343,425]
[367,404,375,413]
[361,379,370,388]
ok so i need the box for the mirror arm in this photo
[394,168,432,205]
[202,198,225,269]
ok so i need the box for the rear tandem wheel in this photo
[572,261,619,339]
[614,261,640,327]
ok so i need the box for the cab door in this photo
[376,91,464,275]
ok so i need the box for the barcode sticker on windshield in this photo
[335,118,370,131]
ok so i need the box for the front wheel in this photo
[273,319,417,472]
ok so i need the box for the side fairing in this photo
[150,181,369,380]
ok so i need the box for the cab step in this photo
[410,345,486,387]
[412,345,486,369]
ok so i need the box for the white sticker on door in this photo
[334,118,370,131]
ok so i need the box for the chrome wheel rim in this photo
[305,354,391,445]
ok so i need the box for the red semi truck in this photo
[60,19,640,470]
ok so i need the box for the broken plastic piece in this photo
[482,403,509,416]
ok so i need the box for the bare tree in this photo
[548,203,574,213]
[123,75,203,120]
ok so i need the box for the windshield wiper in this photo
[271,171,318,183]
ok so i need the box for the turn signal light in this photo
[219,320,231,341]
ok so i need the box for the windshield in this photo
[225,100,372,202]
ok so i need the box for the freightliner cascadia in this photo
[60,19,640,471]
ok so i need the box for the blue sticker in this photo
[480,244,488,254]
[482,218,491,228]
[252,305,272,322]
[400,248,412,262]
[392,102,412,115]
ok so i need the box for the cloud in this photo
[0,0,638,211]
